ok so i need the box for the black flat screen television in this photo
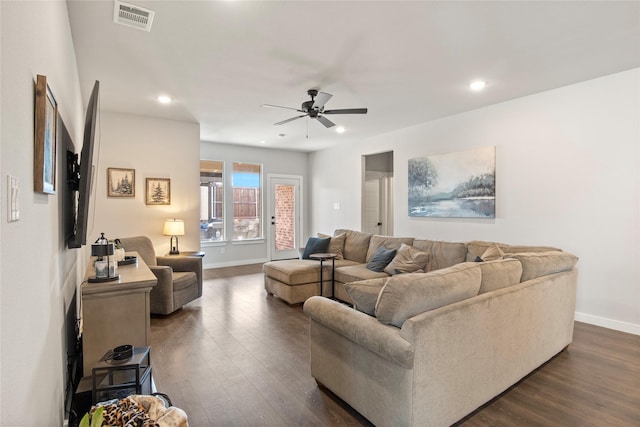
[68,80,99,249]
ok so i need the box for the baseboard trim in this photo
[203,258,268,270]
[575,311,640,335]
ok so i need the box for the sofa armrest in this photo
[148,265,174,314]
[303,296,414,368]
[157,256,203,298]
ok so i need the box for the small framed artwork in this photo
[146,178,171,205]
[34,74,57,194]
[107,168,135,197]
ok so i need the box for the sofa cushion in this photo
[318,232,346,260]
[466,240,562,262]
[412,239,467,271]
[263,259,327,285]
[475,258,523,293]
[375,263,482,327]
[301,237,331,259]
[505,244,563,254]
[334,229,373,263]
[507,251,578,282]
[335,264,390,284]
[365,235,415,262]
[344,278,388,316]
[367,247,397,272]
[384,243,430,275]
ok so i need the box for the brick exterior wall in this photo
[275,184,295,251]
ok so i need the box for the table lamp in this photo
[163,219,184,254]
[89,232,119,283]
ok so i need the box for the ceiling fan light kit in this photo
[262,89,368,129]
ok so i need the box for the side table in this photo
[309,253,337,298]
[81,252,157,376]
[164,251,205,257]
[92,346,152,403]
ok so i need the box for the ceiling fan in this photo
[262,89,368,128]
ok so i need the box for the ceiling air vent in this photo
[113,1,155,32]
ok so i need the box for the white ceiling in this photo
[67,1,640,152]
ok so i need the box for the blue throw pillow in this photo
[366,247,397,272]
[302,237,331,259]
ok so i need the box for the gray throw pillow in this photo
[301,237,331,259]
[366,247,397,272]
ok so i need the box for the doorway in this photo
[362,151,394,235]
[268,174,303,260]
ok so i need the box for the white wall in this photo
[310,69,640,335]
[200,142,309,268]
[92,112,201,255]
[1,1,84,424]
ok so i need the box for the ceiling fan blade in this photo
[312,92,333,110]
[274,114,308,125]
[316,115,336,128]
[323,108,368,115]
[262,104,305,112]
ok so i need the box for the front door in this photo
[268,175,303,260]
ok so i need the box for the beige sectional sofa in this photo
[264,229,579,426]
[263,229,561,304]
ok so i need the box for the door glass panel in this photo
[275,184,295,251]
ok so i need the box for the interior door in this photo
[363,172,393,235]
[363,177,381,234]
[363,151,393,235]
[268,175,302,260]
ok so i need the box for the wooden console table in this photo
[81,252,157,376]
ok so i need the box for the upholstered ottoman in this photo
[263,258,357,304]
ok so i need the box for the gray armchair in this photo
[118,236,202,315]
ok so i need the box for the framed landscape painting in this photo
[146,178,170,205]
[34,75,57,194]
[107,168,135,197]
[408,146,496,218]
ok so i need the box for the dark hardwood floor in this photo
[150,264,640,426]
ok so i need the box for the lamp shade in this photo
[91,243,114,257]
[163,219,185,236]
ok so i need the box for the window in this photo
[232,162,262,240]
[200,160,263,242]
[200,160,224,242]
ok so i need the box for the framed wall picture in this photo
[146,178,171,205]
[34,74,57,194]
[107,168,135,197]
[408,146,496,218]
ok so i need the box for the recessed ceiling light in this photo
[259,140,266,144]
[469,80,487,91]
[336,126,346,134]
[157,95,172,104]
